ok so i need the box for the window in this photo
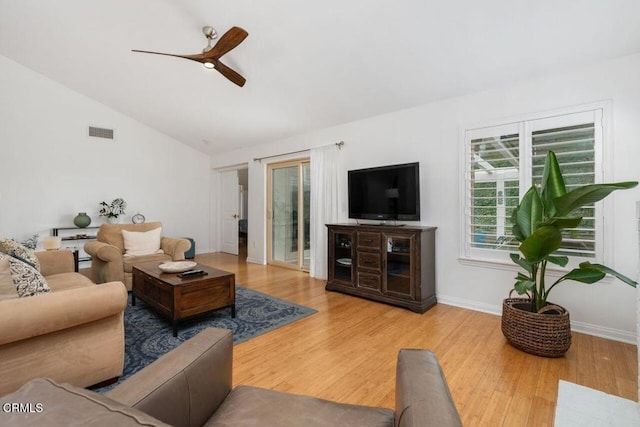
[462,107,605,264]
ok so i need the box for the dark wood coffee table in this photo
[131,261,236,337]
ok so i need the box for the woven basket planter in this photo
[501,296,571,358]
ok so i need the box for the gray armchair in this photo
[2,327,463,426]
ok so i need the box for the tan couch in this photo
[0,250,128,396]
[84,222,191,291]
[1,328,463,426]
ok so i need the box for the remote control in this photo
[178,270,207,278]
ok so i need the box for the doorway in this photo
[238,168,248,259]
[267,159,310,271]
[219,167,248,259]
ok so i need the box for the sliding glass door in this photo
[267,159,310,270]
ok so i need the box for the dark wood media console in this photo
[325,223,437,313]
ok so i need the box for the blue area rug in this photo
[97,286,316,392]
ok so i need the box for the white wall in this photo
[211,53,640,342]
[0,55,211,253]
[636,201,640,399]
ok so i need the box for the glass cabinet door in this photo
[331,230,354,285]
[384,234,415,299]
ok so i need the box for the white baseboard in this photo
[570,321,637,345]
[437,295,637,345]
[437,295,502,316]
[246,257,266,265]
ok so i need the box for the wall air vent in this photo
[88,126,114,140]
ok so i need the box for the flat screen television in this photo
[348,162,420,221]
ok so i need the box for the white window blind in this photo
[468,127,520,254]
[463,108,603,263]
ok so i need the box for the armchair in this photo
[84,222,191,291]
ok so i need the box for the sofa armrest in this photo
[35,250,74,275]
[84,241,122,263]
[160,237,190,261]
[395,349,463,427]
[106,327,233,427]
[0,281,127,346]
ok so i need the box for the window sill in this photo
[458,256,518,272]
[457,256,614,283]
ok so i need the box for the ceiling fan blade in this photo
[214,60,246,87]
[132,49,206,63]
[133,27,248,87]
[204,26,248,59]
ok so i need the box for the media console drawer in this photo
[357,232,381,250]
[357,271,381,292]
[357,251,381,271]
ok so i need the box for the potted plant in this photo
[502,151,637,357]
[99,198,127,224]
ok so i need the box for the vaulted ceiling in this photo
[2,1,640,155]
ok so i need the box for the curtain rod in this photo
[253,141,344,163]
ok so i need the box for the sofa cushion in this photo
[0,257,18,300]
[123,253,172,273]
[46,272,95,291]
[0,238,40,271]
[0,253,50,297]
[122,228,163,257]
[205,385,395,427]
[1,378,170,426]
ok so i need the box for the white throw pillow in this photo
[122,227,162,256]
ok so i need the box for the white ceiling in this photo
[2,1,640,155]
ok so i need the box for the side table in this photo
[52,227,99,272]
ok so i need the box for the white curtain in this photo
[309,144,340,279]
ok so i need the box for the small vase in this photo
[73,212,92,228]
[107,216,119,224]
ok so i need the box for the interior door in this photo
[220,170,239,255]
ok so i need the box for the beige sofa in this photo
[84,222,191,291]
[0,250,128,396]
[1,328,463,426]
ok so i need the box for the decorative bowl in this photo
[158,261,197,273]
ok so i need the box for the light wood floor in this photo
[194,252,638,427]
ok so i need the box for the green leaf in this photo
[511,209,525,242]
[538,216,583,230]
[546,255,569,267]
[579,262,638,287]
[510,253,533,274]
[553,182,638,217]
[519,226,562,263]
[540,151,566,218]
[514,278,536,294]
[558,267,605,284]
[513,186,543,239]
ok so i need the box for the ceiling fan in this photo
[132,26,248,87]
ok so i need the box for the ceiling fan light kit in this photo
[132,25,248,87]
[202,25,218,41]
